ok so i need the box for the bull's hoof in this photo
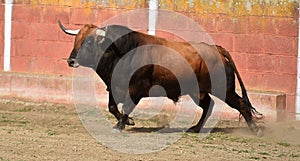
[187,126,200,133]
[111,128,122,133]
[113,120,126,130]
[255,126,264,137]
[125,117,135,126]
[250,125,264,137]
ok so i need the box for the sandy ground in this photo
[0,98,299,161]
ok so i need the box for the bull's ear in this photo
[96,29,106,37]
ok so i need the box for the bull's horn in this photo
[58,20,80,35]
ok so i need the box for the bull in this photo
[58,20,263,136]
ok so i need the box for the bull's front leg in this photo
[108,92,122,120]
[108,92,135,127]
[113,93,140,130]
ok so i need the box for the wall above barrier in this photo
[0,0,299,117]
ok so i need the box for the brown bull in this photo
[58,20,263,136]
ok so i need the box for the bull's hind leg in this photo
[187,93,214,133]
[225,92,261,135]
[224,61,262,136]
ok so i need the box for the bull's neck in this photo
[96,32,141,90]
[113,32,141,57]
[96,53,119,90]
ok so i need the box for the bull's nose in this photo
[67,58,79,68]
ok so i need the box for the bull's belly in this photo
[111,72,212,104]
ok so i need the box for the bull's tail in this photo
[216,45,264,120]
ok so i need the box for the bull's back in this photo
[139,39,210,94]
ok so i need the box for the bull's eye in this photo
[85,37,94,47]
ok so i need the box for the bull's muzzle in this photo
[67,58,80,68]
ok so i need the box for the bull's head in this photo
[58,20,107,69]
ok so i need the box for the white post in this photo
[4,0,13,71]
[296,3,300,120]
[148,0,158,36]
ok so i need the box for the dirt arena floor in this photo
[0,98,299,161]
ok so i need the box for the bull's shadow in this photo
[126,126,251,134]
